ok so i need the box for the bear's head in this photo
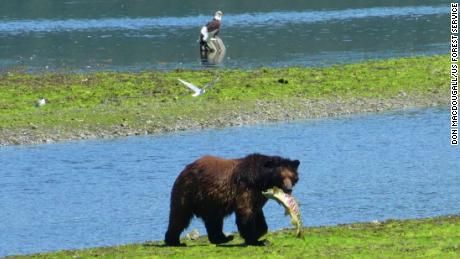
[262,158,300,194]
[237,154,300,194]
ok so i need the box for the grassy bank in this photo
[0,55,449,145]
[9,215,460,258]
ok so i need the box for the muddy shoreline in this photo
[0,92,447,147]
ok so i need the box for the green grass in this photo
[0,55,449,139]
[9,215,460,258]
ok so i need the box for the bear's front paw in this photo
[164,237,187,247]
[222,234,234,243]
[211,234,234,244]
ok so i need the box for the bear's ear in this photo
[290,160,300,170]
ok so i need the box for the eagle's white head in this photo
[214,10,223,21]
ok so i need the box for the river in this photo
[0,1,449,72]
[0,107,458,256]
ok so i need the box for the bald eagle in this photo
[199,11,223,52]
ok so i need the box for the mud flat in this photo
[0,55,448,146]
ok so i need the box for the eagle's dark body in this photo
[205,18,221,35]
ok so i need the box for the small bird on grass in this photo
[36,98,48,107]
[177,77,220,97]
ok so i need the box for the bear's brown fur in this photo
[164,153,300,246]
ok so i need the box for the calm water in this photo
[0,107,459,256]
[0,1,450,72]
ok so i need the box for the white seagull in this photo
[177,77,219,97]
[36,98,47,107]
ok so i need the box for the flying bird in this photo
[177,77,220,97]
[199,11,223,51]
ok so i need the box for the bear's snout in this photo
[283,187,293,194]
[282,178,294,194]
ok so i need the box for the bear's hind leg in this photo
[164,202,193,246]
[254,210,268,239]
[203,216,234,244]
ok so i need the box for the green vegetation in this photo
[0,55,449,144]
[9,215,460,258]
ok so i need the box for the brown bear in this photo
[164,153,300,246]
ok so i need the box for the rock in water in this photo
[205,36,225,53]
[262,187,303,237]
[200,36,226,66]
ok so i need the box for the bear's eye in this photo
[293,176,299,183]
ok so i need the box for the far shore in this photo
[0,55,449,146]
[0,94,448,146]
